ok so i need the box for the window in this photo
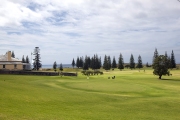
[14,64,17,69]
[3,65,5,68]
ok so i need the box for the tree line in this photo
[71,53,144,71]
[71,48,177,73]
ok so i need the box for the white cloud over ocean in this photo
[0,0,180,64]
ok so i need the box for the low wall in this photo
[0,70,77,76]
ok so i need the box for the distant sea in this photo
[42,64,72,68]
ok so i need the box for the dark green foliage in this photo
[75,54,101,70]
[81,70,103,76]
[22,55,26,63]
[152,55,170,79]
[76,57,84,68]
[26,56,30,63]
[171,50,176,69]
[90,54,101,70]
[59,63,63,71]
[53,61,57,72]
[11,51,15,58]
[76,57,80,68]
[153,48,159,64]
[129,54,135,69]
[103,55,111,70]
[33,47,42,70]
[137,55,143,69]
[108,56,111,69]
[72,58,75,68]
[118,53,124,70]
[83,56,89,70]
[112,56,117,69]
[79,57,84,68]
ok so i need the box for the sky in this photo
[0,0,180,65]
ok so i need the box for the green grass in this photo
[0,69,180,120]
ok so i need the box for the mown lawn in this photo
[0,69,180,120]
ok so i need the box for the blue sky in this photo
[0,0,180,65]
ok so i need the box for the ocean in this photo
[42,64,73,68]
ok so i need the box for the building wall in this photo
[0,64,23,70]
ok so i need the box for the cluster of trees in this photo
[71,53,143,71]
[53,61,63,72]
[72,54,102,70]
[22,55,30,63]
[152,48,176,79]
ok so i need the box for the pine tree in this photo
[33,47,42,70]
[137,55,143,69]
[76,57,80,68]
[164,52,170,69]
[59,63,63,71]
[11,51,15,58]
[171,50,176,69]
[79,57,84,68]
[103,55,108,70]
[26,56,30,63]
[153,48,159,65]
[72,58,75,68]
[112,56,117,69]
[130,54,135,69]
[118,53,124,70]
[83,56,89,70]
[107,56,111,69]
[53,61,57,72]
[22,55,25,63]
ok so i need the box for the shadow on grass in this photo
[161,78,180,82]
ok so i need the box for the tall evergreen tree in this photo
[107,56,111,69]
[22,55,25,63]
[76,57,80,68]
[118,53,124,70]
[87,56,91,68]
[26,56,30,63]
[33,47,42,70]
[83,56,89,70]
[103,55,108,70]
[59,63,63,71]
[11,51,15,58]
[171,50,176,69]
[53,61,57,72]
[79,57,84,68]
[164,52,171,69]
[112,56,117,69]
[137,55,143,69]
[165,51,168,58]
[153,48,159,64]
[168,56,172,69]
[72,58,75,68]
[129,54,135,69]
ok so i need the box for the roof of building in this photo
[0,54,21,62]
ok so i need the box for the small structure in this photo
[0,51,31,70]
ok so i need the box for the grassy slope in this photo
[0,68,180,120]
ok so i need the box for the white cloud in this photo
[0,0,180,64]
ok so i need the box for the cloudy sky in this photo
[0,0,180,65]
